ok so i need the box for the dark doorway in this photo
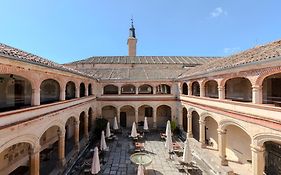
[265,142,281,175]
[9,166,29,175]
[120,112,127,128]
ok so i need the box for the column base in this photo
[153,122,157,128]
[221,158,228,166]
[59,158,66,167]
[187,132,193,138]
[75,143,80,153]
[200,143,206,148]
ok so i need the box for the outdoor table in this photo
[173,142,181,151]
[135,142,145,151]
[130,152,153,167]
[160,133,167,139]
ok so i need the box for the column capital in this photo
[218,86,225,90]
[217,128,226,134]
[252,85,262,91]
[31,145,41,154]
[250,144,265,152]
[75,120,80,126]
[199,119,206,125]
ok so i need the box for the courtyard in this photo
[68,129,206,175]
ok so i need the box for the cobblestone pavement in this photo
[78,130,205,175]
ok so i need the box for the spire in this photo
[129,18,136,38]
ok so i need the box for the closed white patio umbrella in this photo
[91,147,100,175]
[165,120,173,153]
[182,139,192,163]
[131,122,138,138]
[143,117,149,131]
[100,131,108,151]
[113,116,119,130]
[137,164,145,175]
[165,120,171,136]
[106,122,111,138]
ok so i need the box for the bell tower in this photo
[127,18,137,56]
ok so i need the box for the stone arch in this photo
[204,80,218,98]
[156,84,171,94]
[65,81,76,100]
[0,134,38,153]
[253,133,281,147]
[40,78,60,104]
[121,84,136,94]
[103,84,118,94]
[191,81,200,96]
[219,119,249,135]
[255,68,281,86]
[138,84,153,94]
[138,104,154,127]
[156,105,172,128]
[260,72,281,105]
[182,107,188,132]
[79,82,86,97]
[102,105,118,125]
[191,110,200,141]
[120,105,135,127]
[182,82,188,95]
[88,107,93,132]
[38,120,65,139]
[224,77,252,102]
[201,114,218,149]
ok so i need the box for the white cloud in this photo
[224,47,240,54]
[210,7,228,18]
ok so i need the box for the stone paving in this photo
[79,130,205,175]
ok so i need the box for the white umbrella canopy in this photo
[143,117,149,130]
[131,122,138,138]
[106,122,111,138]
[165,120,171,136]
[100,131,108,151]
[182,139,192,163]
[113,116,119,130]
[137,164,145,175]
[165,120,173,152]
[91,147,100,174]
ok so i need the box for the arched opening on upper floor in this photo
[79,112,85,141]
[65,81,76,100]
[88,83,92,96]
[0,142,31,175]
[102,105,117,126]
[225,125,251,164]
[0,74,32,112]
[65,117,76,156]
[191,111,200,141]
[225,77,252,102]
[205,116,218,149]
[39,125,61,175]
[262,73,281,106]
[138,105,153,128]
[205,80,218,98]
[192,81,200,96]
[103,85,118,95]
[79,83,85,97]
[88,108,93,132]
[138,84,153,94]
[40,79,60,104]
[264,141,281,174]
[182,82,188,95]
[121,84,136,94]
[182,107,187,132]
[157,105,171,128]
[120,105,135,128]
[156,84,171,94]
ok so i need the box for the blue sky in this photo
[1,0,281,63]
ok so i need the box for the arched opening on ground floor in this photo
[205,116,218,149]
[79,112,85,141]
[40,126,61,175]
[138,105,153,128]
[88,108,93,132]
[0,74,32,112]
[102,106,117,126]
[262,73,281,106]
[225,125,251,164]
[0,142,31,175]
[156,105,171,128]
[191,111,200,141]
[182,107,187,132]
[65,117,76,156]
[120,105,135,128]
[264,141,281,175]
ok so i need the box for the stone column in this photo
[199,119,206,148]
[153,108,157,128]
[117,107,120,126]
[153,86,157,95]
[252,85,262,104]
[178,107,183,130]
[187,112,193,138]
[251,144,265,175]
[218,86,225,100]
[74,120,80,152]
[84,113,89,140]
[85,85,89,96]
[58,130,66,167]
[31,87,40,106]
[218,129,228,166]
[135,109,139,127]
[30,146,40,175]
[75,87,80,98]
[60,86,66,101]
[188,83,192,96]
[136,87,139,94]
[200,82,205,97]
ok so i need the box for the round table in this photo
[130,152,153,167]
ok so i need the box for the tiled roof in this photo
[179,39,281,79]
[69,56,219,65]
[77,67,189,80]
[0,43,93,78]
